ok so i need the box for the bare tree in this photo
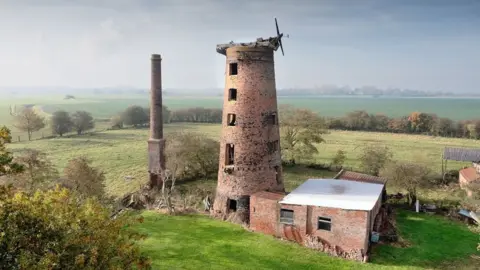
[381,161,431,205]
[160,168,177,214]
[11,107,45,141]
[61,156,106,200]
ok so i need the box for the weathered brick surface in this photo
[250,190,381,256]
[213,46,285,222]
[148,54,165,188]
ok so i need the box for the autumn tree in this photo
[165,132,219,179]
[51,110,73,136]
[71,110,95,135]
[381,161,431,205]
[0,126,24,178]
[358,145,393,176]
[61,156,106,200]
[279,105,327,165]
[10,149,58,192]
[11,107,45,141]
[0,185,151,269]
[122,105,149,127]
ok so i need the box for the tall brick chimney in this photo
[148,54,165,188]
[212,39,285,223]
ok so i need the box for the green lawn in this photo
[134,210,479,270]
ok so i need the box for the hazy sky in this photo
[0,0,479,92]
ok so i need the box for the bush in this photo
[0,185,151,269]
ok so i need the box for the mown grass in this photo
[134,210,479,270]
[7,123,480,198]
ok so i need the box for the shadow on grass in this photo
[370,210,479,269]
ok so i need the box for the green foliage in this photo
[51,110,73,136]
[71,110,95,135]
[9,149,58,192]
[166,132,219,179]
[279,105,327,164]
[122,105,148,127]
[358,145,393,176]
[331,150,346,167]
[0,186,151,269]
[0,126,24,177]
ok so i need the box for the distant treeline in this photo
[112,105,480,140]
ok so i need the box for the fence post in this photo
[17,136,20,142]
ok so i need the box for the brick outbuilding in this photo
[459,163,480,197]
[250,178,384,261]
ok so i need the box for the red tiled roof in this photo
[460,167,480,182]
[334,169,386,185]
[251,191,286,201]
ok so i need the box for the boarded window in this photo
[229,63,238,75]
[227,113,236,126]
[226,144,234,165]
[267,140,279,154]
[228,199,237,211]
[228,88,237,101]
[317,217,332,231]
[267,113,277,125]
[280,209,294,224]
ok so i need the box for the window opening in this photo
[228,199,237,211]
[280,209,294,224]
[267,140,279,154]
[229,63,238,75]
[227,114,236,126]
[317,217,332,231]
[267,113,277,125]
[228,88,237,101]
[226,144,235,165]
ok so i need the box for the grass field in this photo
[2,94,480,141]
[135,210,479,270]
[6,123,480,198]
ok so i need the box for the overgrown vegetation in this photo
[0,185,151,269]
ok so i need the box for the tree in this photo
[279,105,327,165]
[358,145,393,176]
[331,150,346,168]
[0,185,151,269]
[110,114,124,129]
[51,110,73,136]
[0,126,24,177]
[61,156,106,200]
[432,117,455,137]
[10,149,58,192]
[165,132,219,179]
[71,110,95,135]
[381,161,431,205]
[122,105,149,127]
[11,107,45,141]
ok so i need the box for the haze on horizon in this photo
[0,0,479,93]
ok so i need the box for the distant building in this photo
[250,178,384,262]
[459,162,480,197]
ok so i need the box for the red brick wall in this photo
[250,194,281,236]
[213,46,284,221]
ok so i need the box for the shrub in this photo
[0,185,151,269]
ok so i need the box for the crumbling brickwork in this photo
[250,191,383,261]
[213,46,285,223]
[148,54,165,188]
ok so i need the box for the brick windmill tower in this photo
[212,19,287,223]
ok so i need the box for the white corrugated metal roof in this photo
[279,179,384,211]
